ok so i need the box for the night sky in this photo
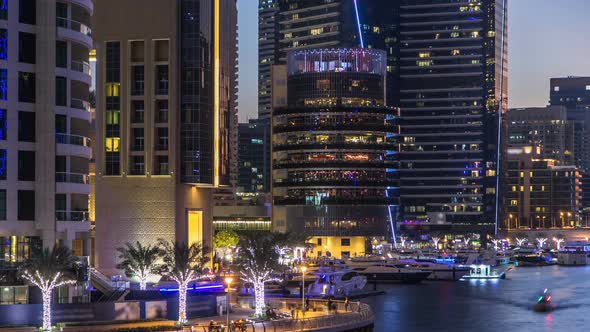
[237,0,590,122]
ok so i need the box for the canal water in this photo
[362,265,590,332]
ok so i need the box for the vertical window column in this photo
[105,42,121,175]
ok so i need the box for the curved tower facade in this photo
[272,48,399,258]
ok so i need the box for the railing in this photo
[71,60,91,75]
[56,133,92,147]
[239,298,374,331]
[56,17,92,36]
[56,172,90,185]
[71,98,91,112]
[56,210,90,222]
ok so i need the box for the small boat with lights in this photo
[461,264,510,280]
[307,269,367,297]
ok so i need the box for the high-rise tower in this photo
[93,0,237,274]
[395,0,508,236]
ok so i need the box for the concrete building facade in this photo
[93,0,237,275]
[505,147,581,229]
[0,0,93,300]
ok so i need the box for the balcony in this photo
[56,172,91,194]
[56,172,90,184]
[56,17,92,49]
[71,98,91,112]
[71,60,91,75]
[56,210,90,222]
[56,133,92,158]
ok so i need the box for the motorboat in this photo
[516,254,555,266]
[461,264,511,280]
[306,269,367,297]
[393,259,471,281]
[533,289,555,312]
[352,263,431,284]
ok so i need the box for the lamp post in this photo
[224,277,233,329]
[301,266,307,317]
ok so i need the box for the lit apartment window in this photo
[554,86,560,92]
[586,85,590,91]
[310,28,323,36]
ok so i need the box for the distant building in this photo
[505,147,582,229]
[507,106,575,166]
[272,48,399,258]
[93,0,237,274]
[237,119,271,204]
[550,77,590,222]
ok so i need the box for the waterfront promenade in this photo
[2,299,374,332]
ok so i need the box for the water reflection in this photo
[362,266,590,331]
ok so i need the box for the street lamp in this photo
[301,266,307,318]
[224,277,233,329]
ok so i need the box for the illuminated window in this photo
[417,60,432,67]
[418,52,430,58]
[106,83,120,97]
[586,85,590,91]
[486,169,496,176]
[530,186,533,191]
[373,26,380,33]
[105,137,120,152]
[530,171,533,177]
[451,49,460,56]
[292,13,298,20]
[510,200,518,206]
[310,28,323,36]
[106,111,120,125]
[520,186,524,192]
[488,31,496,37]
[541,185,545,191]
[470,31,479,38]
[554,86,560,92]
[284,33,292,39]
[519,171,524,178]
[512,186,516,192]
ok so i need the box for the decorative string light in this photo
[240,266,280,317]
[129,266,152,291]
[536,237,548,249]
[431,237,441,249]
[515,238,527,247]
[170,269,197,324]
[21,270,75,331]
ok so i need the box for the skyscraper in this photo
[258,0,361,119]
[396,0,508,236]
[0,0,93,297]
[272,48,399,258]
[258,0,279,120]
[93,0,237,274]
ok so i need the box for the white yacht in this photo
[307,269,367,297]
[352,263,431,284]
[393,259,471,281]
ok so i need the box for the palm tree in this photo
[236,232,282,317]
[116,241,161,290]
[158,239,209,324]
[20,245,76,331]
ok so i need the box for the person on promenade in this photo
[345,297,350,311]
